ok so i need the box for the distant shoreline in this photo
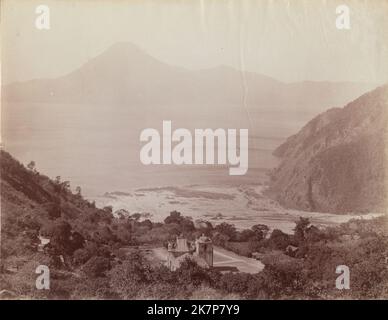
[91,182,384,234]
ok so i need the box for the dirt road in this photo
[213,246,264,274]
[151,246,264,274]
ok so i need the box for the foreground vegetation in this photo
[1,150,387,299]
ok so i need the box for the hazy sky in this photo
[2,0,388,84]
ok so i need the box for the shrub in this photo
[268,229,291,250]
[73,248,91,266]
[214,223,237,241]
[82,256,111,278]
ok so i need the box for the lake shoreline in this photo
[90,181,384,234]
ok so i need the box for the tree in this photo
[170,210,181,219]
[212,232,230,246]
[52,221,72,242]
[43,202,61,219]
[115,209,130,219]
[109,251,153,298]
[237,229,256,242]
[61,181,71,192]
[214,223,237,241]
[27,161,36,171]
[218,272,254,295]
[103,206,113,213]
[69,231,85,252]
[305,225,323,243]
[180,217,195,233]
[130,213,141,221]
[75,186,82,196]
[251,224,270,241]
[175,258,215,287]
[164,211,183,224]
[93,226,116,244]
[294,217,310,244]
[116,225,133,244]
[268,229,291,250]
[139,219,153,229]
[73,248,91,266]
[82,256,111,278]
[53,176,62,193]
[42,220,73,255]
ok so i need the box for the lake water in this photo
[3,101,377,233]
[2,102,302,196]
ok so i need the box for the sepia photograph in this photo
[0,0,387,303]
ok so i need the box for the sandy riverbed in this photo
[91,183,383,234]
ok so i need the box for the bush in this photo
[73,248,91,266]
[164,210,182,224]
[251,224,270,241]
[82,256,111,278]
[268,229,291,250]
[175,258,220,287]
[109,251,153,299]
[214,223,237,241]
[43,202,61,219]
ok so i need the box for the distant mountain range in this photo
[268,84,388,214]
[3,42,386,215]
[2,42,375,116]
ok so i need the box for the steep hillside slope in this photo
[1,150,388,299]
[268,84,388,213]
[0,149,117,259]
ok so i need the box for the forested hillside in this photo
[1,150,387,299]
[269,84,388,213]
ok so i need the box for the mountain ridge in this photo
[2,42,375,114]
[268,84,388,213]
